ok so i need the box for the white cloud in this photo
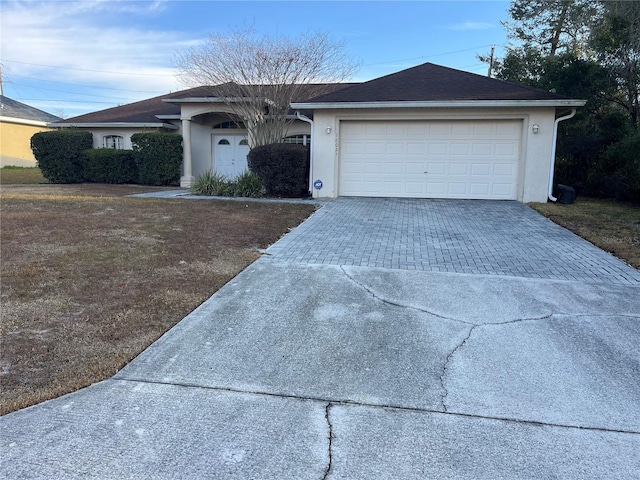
[449,21,495,31]
[0,0,194,114]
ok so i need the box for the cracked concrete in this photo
[323,403,334,480]
[114,261,466,412]
[439,325,476,412]
[2,198,639,478]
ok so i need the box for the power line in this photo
[5,80,141,101]
[362,44,501,67]
[1,59,176,77]
[13,98,122,105]
[4,72,168,95]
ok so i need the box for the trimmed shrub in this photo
[81,149,138,184]
[131,132,182,186]
[247,143,309,197]
[31,130,93,183]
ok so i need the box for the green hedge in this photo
[247,143,309,197]
[132,132,182,186]
[81,149,138,184]
[31,130,93,183]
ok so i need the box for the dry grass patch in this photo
[1,186,315,414]
[0,167,47,185]
[530,197,640,269]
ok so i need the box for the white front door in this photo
[213,135,250,178]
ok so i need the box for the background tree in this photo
[482,0,639,201]
[503,0,596,57]
[590,0,640,125]
[175,28,357,147]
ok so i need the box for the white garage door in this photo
[339,120,522,199]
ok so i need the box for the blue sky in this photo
[1,0,511,118]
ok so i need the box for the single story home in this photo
[51,63,585,202]
[1,95,61,167]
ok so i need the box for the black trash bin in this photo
[555,184,576,204]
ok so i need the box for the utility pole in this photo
[487,45,495,78]
[0,64,4,96]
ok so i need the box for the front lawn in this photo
[0,166,47,184]
[530,197,640,270]
[1,184,315,414]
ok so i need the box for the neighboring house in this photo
[51,63,585,202]
[0,96,61,167]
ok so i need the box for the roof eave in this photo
[163,97,269,104]
[1,116,52,127]
[291,99,587,109]
[49,122,179,130]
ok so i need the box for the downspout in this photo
[296,111,314,195]
[548,108,576,202]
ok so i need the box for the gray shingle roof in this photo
[56,83,357,125]
[51,63,576,125]
[0,95,61,122]
[303,63,568,103]
[53,91,184,125]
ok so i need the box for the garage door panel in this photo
[495,143,518,156]
[364,143,385,155]
[448,183,468,195]
[428,124,450,135]
[384,163,404,174]
[449,164,469,176]
[427,162,447,175]
[471,163,491,175]
[472,143,493,156]
[492,183,515,196]
[364,123,386,135]
[470,184,490,196]
[450,143,470,156]
[385,143,405,155]
[339,120,520,199]
[406,162,426,174]
[452,123,474,135]
[494,163,515,176]
[405,182,426,194]
[428,143,448,155]
[342,141,365,155]
[426,182,447,194]
[407,142,426,155]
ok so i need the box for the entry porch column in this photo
[180,118,194,188]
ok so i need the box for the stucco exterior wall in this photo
[309,107,558,203]
[190,122,213,177]
[0,120,53,167]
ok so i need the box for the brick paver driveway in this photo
[268,197,640,286]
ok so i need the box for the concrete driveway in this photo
[1,198,639,479]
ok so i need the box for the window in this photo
[218,139,230,145]
[103,135,124,149]
[239,139,249,146]
[213,121,246,129]
[282,134,310,146]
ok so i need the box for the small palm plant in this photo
[190,170,232,196]
[191,170,263,197]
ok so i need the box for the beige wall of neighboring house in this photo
[0,117,53,167]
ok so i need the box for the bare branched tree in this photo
[175,28,358,147]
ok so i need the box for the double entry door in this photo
[213,135,250,179]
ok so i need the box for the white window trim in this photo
[103,135,125,149]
